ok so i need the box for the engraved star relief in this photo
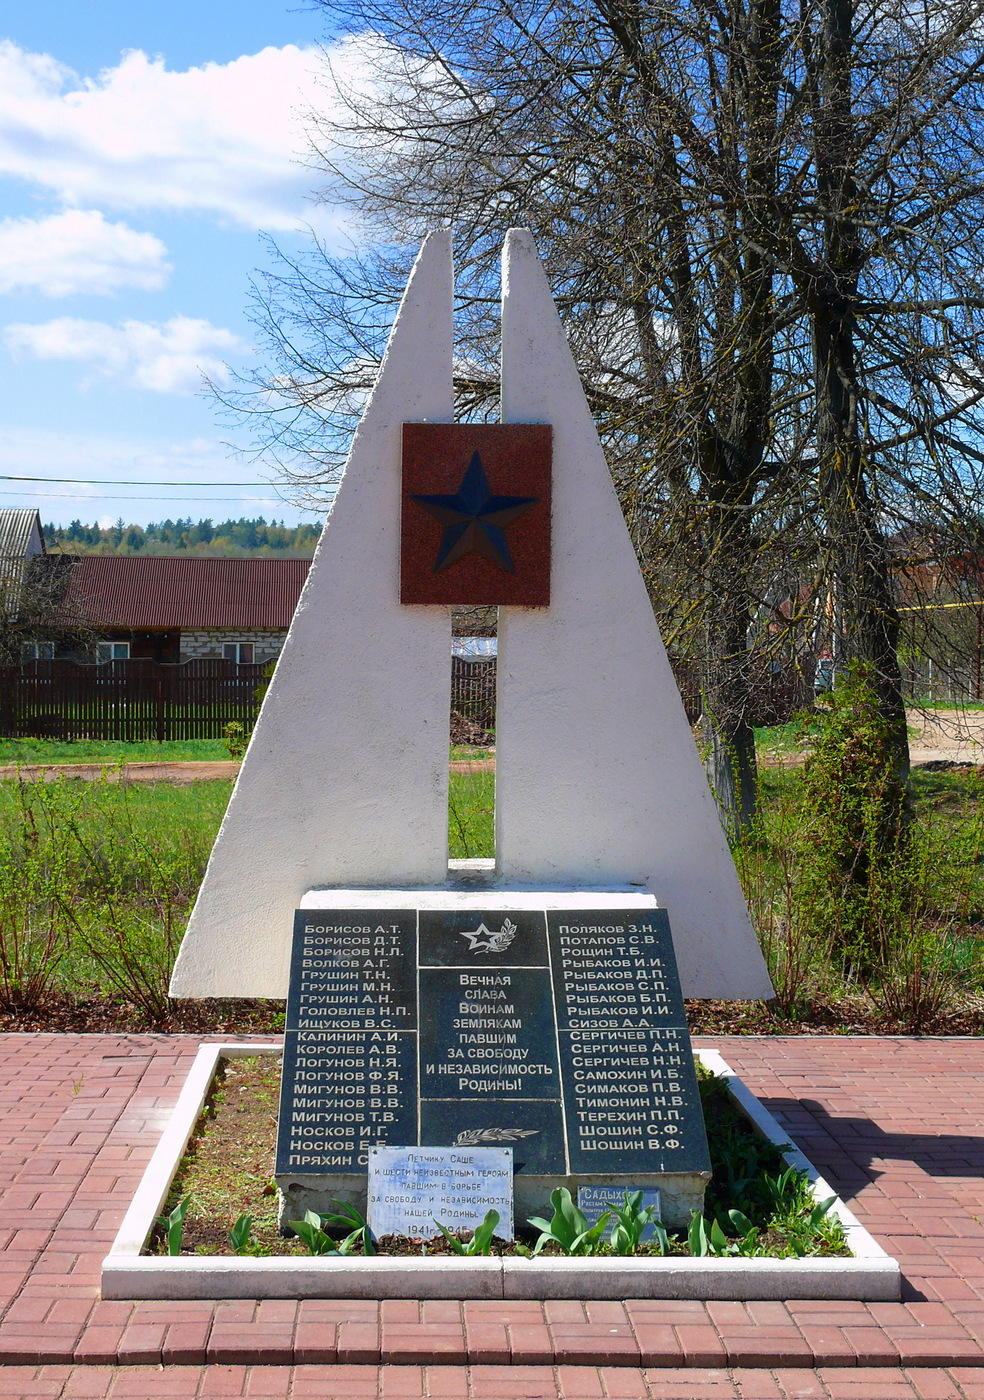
[458,918,518,953]
[410,451,538,573]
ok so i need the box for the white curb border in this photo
[101,1042,900,1300]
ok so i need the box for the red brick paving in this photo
[0,1034,982,1397]
[2,1369,984,1397]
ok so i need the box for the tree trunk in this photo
[701,504,759,834]
[813,305,910,778]
[811,0,910,777]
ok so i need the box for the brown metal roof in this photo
[61,555,310,630]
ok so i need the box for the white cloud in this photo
[0,39,340,231]
[0,425,254,482]
[0,209,170,297]
[4,315,248,393]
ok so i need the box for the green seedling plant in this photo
[229,1214,254,1255]
[720,1209,764,1255]
[288,1210,366,1256]
[289,1201,378,1257]
[527,1188,611,1256]
[687,1208,766,1258]
[762,1165,803,1212]
[434,1209,500,1256]
[159,1195,191,1256]
[687,1160,841,1259]
[688,1212,724,1257]
[222,722,248,760]
[608,1191,669,1256]
[317,1200,376,1256]
[761,1168,839,1255]
[288,1211,335,1256]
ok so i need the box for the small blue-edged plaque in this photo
[367,1145,514,1240]
[578,1185,663,1239]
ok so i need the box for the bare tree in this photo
[234,0,802,828]
[0,555,95,667]
[744,0,984,770]
[232,0,984,825]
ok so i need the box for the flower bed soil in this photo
[147,1057,849,1261]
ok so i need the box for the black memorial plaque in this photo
[419,968,559,1099]
[418,908,549,967]
[548,910,709,1175]
[276,905,709,1180]
[275,910,418,1174]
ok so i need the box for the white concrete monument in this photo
[169,228,772,1002]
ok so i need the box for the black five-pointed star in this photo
[410,451,538,573]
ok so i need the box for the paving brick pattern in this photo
[0,1034,981,1397]
[1,1364,984,1398]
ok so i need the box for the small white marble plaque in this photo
[578,1185,662,1239]
[367,1146,514,1240]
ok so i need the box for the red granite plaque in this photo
[401,423,551,606]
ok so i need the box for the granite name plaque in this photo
[275,907,710,1181]
[367,1145,514,1240]
[276,913,417,1175]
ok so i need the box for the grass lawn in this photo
[0,758,980,1031]
[0,768,495,1020]
[449,768,494,857]
[0,738,231,764]
[907,698,984,711]
[755,700,984,752]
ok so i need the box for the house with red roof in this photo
[57,554,309,664]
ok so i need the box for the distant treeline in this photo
[44,516,321,557]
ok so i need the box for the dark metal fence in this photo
[448,654,808,736]
[0,659,266,741]
[0,653,808,744]
[451,655,497,731]
[668,657,812,727]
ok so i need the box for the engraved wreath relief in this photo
[453,1127,540,1146]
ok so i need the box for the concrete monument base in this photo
[277,1168,709,1235]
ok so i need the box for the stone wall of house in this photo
[179,629,287,662]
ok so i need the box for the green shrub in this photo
[222,722,249,760]
[793,665,910,974]
[735,681,984,1028]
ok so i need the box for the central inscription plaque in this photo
[276,905,711,1213]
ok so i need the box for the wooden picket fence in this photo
[0,659,266,742]
[0,654,807,744]
[451,655,496,730]
[0,658,498,743]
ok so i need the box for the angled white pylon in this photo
[496,230,773,998]
[169,231,455,998]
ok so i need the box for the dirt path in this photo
[905,706,984,766]
[0,756,498,783]
[756,706,984,768]
[0,710,979,784]
[0,760,242,784]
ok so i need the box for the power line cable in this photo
[0,488,305,504]
[1,474,268,487]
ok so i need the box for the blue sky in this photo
[0,0,358,529]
